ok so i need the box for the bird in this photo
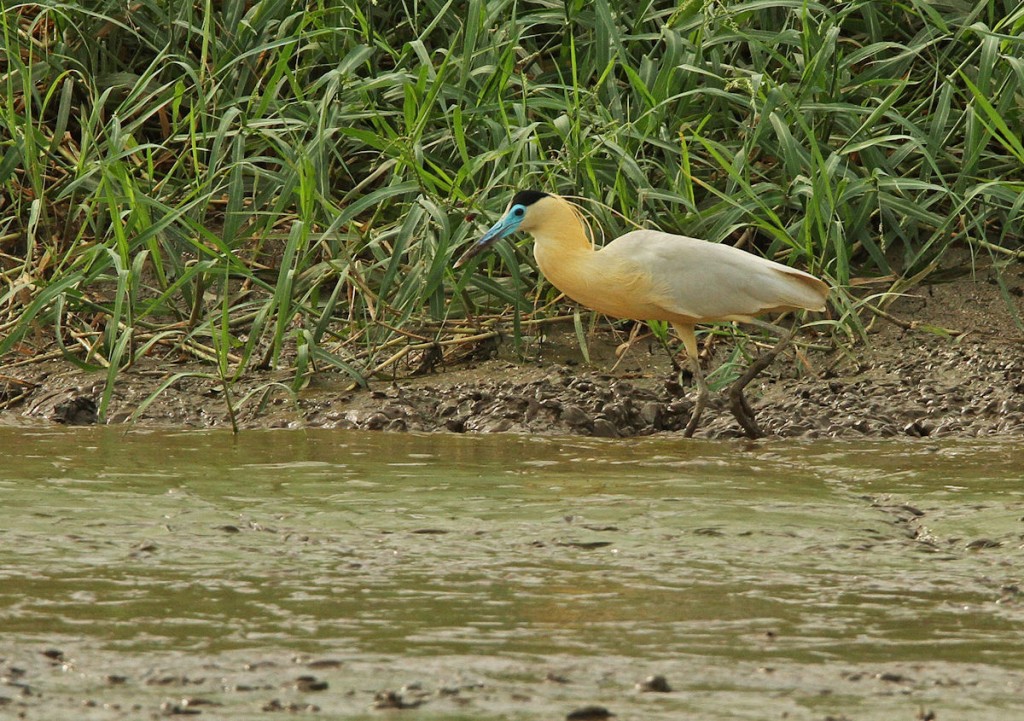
[454,190,829,438]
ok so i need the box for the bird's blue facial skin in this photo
[481,204,527,244]
[454,204,528,267]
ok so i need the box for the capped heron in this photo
[455,191,829,438]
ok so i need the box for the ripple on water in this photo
[1,428,1022,719]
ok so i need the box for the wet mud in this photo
[7,646,1021,721]
[304,331,1024,439]
[3,267,1022,438]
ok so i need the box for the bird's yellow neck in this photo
[525,196,645,317]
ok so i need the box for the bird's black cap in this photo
[510,190,549,207]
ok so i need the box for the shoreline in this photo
[3,267,1023,439]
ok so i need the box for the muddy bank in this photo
[2,265,1023,438]
[314,335,1024,439]
[5,642,1015,721]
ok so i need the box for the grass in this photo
[1,0,1022,419]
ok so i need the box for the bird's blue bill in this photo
[453,206,525,268]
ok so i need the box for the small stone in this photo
[304,659,341,670]
[966,538,1002,550]
[591,419,619,437]
[292,675,328,692]
[482,418,513,433]
[372,690,423,710]
[52,396,98,425]
[444,417,466,432]
[639,401,663,427]
[903,420,932,437]
[159,701,201,715]
[560,404,592,428]
[262,699,320,712]
[566,705,615,720]
[637,675,672,692]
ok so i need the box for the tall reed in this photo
[2,1,1021,413]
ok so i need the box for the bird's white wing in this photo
[599,230,827,322]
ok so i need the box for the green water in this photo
[1,427,1022,719]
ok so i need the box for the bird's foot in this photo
[683,387,709,438]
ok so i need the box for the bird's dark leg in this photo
[728,321,794,439]
[683,355,709,438]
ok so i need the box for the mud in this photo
[2,261,1023,438]
[3,428,1024,721]
[9,644,1017,721]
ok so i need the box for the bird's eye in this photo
[513,207,525,217]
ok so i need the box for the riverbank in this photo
[3,262,1022,439]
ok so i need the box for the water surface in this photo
[2,427,1022,719]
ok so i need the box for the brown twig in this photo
[863,301,961,336]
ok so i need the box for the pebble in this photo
[560,404,592,428]
[637,674,672,692]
